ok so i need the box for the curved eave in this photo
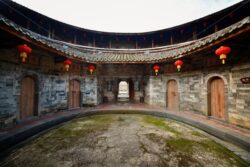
[5,0,247,35]
[0,15,249,64]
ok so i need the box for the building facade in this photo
[0,1,249,129]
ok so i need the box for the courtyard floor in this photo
[1,114,249,167]
[0,103,250,166]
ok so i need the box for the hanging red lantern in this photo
[17,44,32,62]
[153,65,160,76]
[215,46,231,64]
[88,65,95,75]
[175,60,184,71]
[63,59,72,71]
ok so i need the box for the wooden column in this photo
[193,31,197,40]
[93,37,96,47]
[109,40,112,48]
[214,24,218,32]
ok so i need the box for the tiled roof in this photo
[0,15,249,63]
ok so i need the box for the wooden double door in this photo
[20,77,36,119]
[210,78,225,119]
[69,79,81,109]
[167,80,178,110]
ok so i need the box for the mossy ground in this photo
[1,115,113,167]
[1,114,249,167]
[142,115,249,167]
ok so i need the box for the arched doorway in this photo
[69,79,81,109]
[20,76,36,119]
[167,80,178,110]
[117,81,129,102]
[208,77,225,119]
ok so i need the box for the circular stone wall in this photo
[1,114,249,167]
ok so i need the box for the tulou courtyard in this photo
[0,1,250,166]
[1,114,249,167]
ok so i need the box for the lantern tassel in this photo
[90,69,93,75]
[177,65,181,71]
[155,69,158,76]
[65,64,70,71]
[20,52,27,62]
[222,59,225,64]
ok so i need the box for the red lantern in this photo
[153,65,160,76]
[63,59,72,71]
[175,60,184,71]
[215,46,231,64]
[17,44,32,62]
[88,65,95,75]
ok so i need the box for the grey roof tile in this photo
[0,15,249,63]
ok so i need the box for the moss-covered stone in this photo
[143,115,180,135]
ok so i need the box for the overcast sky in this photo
[13,0,241,33]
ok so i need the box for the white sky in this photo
[13,0,241,33]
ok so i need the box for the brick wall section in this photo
[82,77,100,106]
[39,74,68,114]
[0,62,19,125]
[228,64,250,128]
[0,48,100,126]
[144,65,250,129]
[145,76,166,107]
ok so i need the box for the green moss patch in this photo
[199,140,249,167]
[191,131,205,137]
[165,137,249,167]
[142,115,249,167]
[33,115,113,152]
[166,138,196,153]
[143,115,180,135]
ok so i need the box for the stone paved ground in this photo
[1,114,249,167]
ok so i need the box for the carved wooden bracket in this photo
[240,77,250,84]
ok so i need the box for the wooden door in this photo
[210,78,225,119]
[69,79,80,109]
[129,79,134,102]
[20,77,35,119]
[167,80,178,110]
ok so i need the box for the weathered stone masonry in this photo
[144,64,250,128]
[0,49,100,126]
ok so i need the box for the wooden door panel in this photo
[74,80,80,108]
[167,80,178,110]
[210,78,225,119]
[69,80,80,109]
[69,80,74,108]
[20,77,35,119]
